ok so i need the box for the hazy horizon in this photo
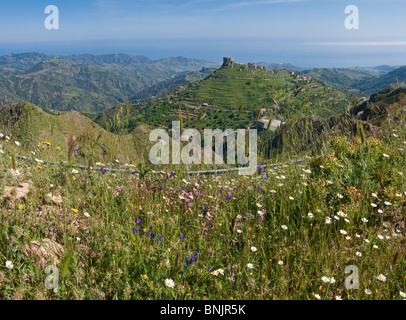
[0,44,403,70]
[1,0,405,68]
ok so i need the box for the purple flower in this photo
[258,187,263,193]
[157,235,162,243]
[135,218,141,226]
[180,235,185,241]
[100,166,107,173]
[151,233,155,240]
[146,230,151,238]
[257,165,263,174]
[264,173,268,180]
[227,193,232,200]
[132,228,140,234]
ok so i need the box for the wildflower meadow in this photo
[0,115,405,301]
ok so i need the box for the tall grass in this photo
[0,113,405,300]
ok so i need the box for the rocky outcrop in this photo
[222,57,235,67]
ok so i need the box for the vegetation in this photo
[0,55,405,301]
[0,90,405,300]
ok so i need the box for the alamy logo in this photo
[345,265,359,289]
[149,121,258,175]
[345,5,359,30]
[44,265,59,293]
[44,5,59,30]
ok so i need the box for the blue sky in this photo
[0,0,405,67]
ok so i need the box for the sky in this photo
[0,0,405,67]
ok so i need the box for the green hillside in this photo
[0,102,153,164]
[175,62,351,119]
[267,87,406,156]
[88,60,352,136]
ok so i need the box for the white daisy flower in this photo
[165,279,175,288]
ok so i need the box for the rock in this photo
[23,239,64,269]
[3,181,32,201]
[222,57,235,67]
[46,192,63,205]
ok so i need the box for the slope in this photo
[0,102,153,164]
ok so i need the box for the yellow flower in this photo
[71,208,78,213]
[37,166,42,169]
[56,146,60,150]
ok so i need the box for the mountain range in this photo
[0,52,405,115]
[0,53,219,112]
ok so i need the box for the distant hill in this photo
[352,65,401,74]
[131,67,217,102]
[0,53,219,111]
[0,59,142,112]
[300,68,375,96]
[301,66,406,97]
[350,66,406,95]
[256,62,305,72]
